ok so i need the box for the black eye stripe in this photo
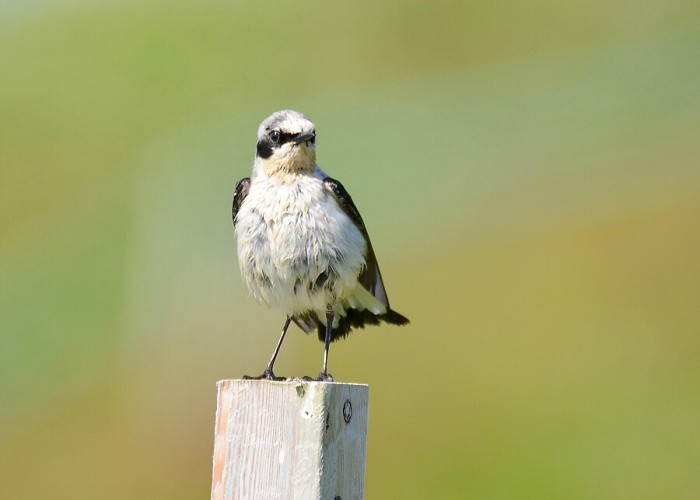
[256,140,273,159]
[276,132,296,144]
[257,130,315,158]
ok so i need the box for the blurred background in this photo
[1,0,699,498]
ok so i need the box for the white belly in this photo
[235,172,367,316]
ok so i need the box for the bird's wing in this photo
[323,177,389,308]
[231,177,251,227]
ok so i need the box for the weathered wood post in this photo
[211,379,369,500]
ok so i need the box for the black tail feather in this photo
[313,307,409,343]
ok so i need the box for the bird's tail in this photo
[289,307,408,343]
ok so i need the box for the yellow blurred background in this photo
[1,1,699,498]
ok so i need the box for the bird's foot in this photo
[298,373,335,382]
[315,371,335,382]
[243,369,284,381]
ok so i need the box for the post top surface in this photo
[216,378,369,388]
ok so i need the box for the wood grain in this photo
[211,379,368,500]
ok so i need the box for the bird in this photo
[232,110,409,381]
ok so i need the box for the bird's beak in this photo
[292,131,315,144]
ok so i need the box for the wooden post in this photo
[211,379,369,500]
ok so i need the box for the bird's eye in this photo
[269,130,280,144]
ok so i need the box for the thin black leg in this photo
[317,310,335,381]
[244,316,291,381]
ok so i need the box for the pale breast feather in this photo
[235,173,368,315]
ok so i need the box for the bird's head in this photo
[254,110,317,175]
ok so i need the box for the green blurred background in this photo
[1,0,699,498]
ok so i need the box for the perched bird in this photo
[232,110,409,381]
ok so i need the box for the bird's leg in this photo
[244,316,291,381]
[317,310,335,382]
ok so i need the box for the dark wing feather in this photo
[322,177,390,307]
[291,313,318,335]
[232,177,251,227]
[293,177,409,342]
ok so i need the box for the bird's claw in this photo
[243,370,285,381]
[315,371,335,382]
